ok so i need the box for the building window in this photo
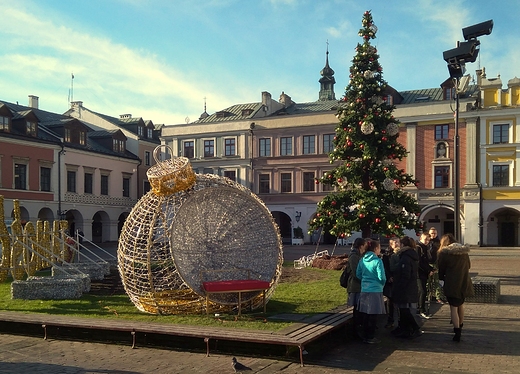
[143,180,151,194]
[385,94,394,106]
[224,138,235,156]
[113,139,125,153]
[259,174,270,193]
[101,175,109,195]
[67,170,76,193]
[79,131,86,145]
[26,121,37,136]
[280,137,292,156]
[323,134,335,154]
[183,141,194,158]
[493,124,509,144]
[64,128,71,142]
[204,140,214,157]
[224,170,236,181]
[322,182,334,192]
[493,165,509,187]
[303,135,316,154]
[322,172,334,191]
[434,166,450,188]
[259,138,271,157]
[40,167,51,192]
[0,116,9,131]
[435,125,449,140]
[303,172,315,192]
[14,164,27,190]
[145,151,151,166]
[445,87,456,100]
[84,173,93,194]
[147,128,153,138]
[281,173,292,193]
[123,177,130,197]
[137,126,143,137]
[203,168,213,174]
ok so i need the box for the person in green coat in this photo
[437,233,474,342]
[356,240,387,344]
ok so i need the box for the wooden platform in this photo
[0,306,353,367]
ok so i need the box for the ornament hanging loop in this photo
[153,144,174,169]
[146,145,196,196]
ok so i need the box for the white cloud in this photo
[0,2,236,124]
[326,20,355,39]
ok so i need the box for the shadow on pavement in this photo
[0,362,139,374]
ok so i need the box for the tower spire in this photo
[199,96,209,120]
[319,41,336,101]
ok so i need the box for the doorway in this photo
[443,221,454,237]
[499,222,516,247]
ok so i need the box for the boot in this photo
[453,327,461,342]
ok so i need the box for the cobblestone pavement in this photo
[0,247,519,373]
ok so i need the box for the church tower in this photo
[319,44,336,101]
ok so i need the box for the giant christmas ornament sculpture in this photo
[118,146,283,314]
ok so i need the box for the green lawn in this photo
[0,265,346,331]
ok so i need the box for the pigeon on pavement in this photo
[232,357,252,372]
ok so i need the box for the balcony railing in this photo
[64,192,137,207]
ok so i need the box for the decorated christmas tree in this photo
[309,10,422,240]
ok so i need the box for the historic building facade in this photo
[65,101,161,197]
[161,54,520,246]
[4,56,520,246]
[0,97,141,242]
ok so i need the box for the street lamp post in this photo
[443,19,493,242]
[454,81,461,241]
[249,122,255,191]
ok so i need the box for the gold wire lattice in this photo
[118,171,283,315]
[146,145,196,196]
[171,185,281,306]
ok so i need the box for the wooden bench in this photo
[202,279,270,316]
[0,306,353,367]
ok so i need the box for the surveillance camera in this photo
[443,40,479,64]
[462,19,493,41]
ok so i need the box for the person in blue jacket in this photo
[356,239,386,344]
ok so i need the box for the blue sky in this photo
[1,0,518,125]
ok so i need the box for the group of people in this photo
[345,228,474,344]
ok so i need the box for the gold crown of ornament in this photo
[146,145,196,196]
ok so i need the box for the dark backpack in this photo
[339,263,350,288]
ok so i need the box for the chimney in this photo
[261,91,272,106]
[279,91,293,107]
[28,95,39,109]
[120,114,132,119]
[475,69,483,87]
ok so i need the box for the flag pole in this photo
[71,73,74,104]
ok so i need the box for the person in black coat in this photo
[391,236,422,339]
[347,238,368,338]
[428,227,440,263]
[417,233,434,318]
[382,238,400,328]
[428,227,446,303]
